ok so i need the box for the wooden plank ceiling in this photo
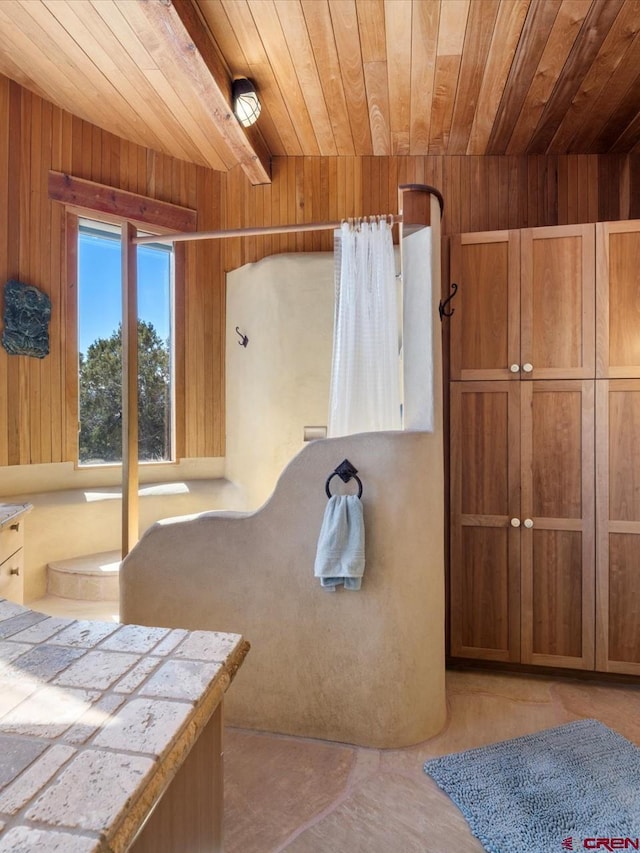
[0,0,639,184]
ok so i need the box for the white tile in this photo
[92,697,193,757]
[99,625,169,654]
[174,630,242,662]
[47,621,120,649]
[25,749,153,833]
[0,826,97,852]
[52,651,140,690]
[0,744,76,814]
[139,659,222,702]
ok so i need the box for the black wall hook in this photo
[235,326,249,347]
[439,282,458,321]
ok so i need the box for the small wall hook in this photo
[235,326,249,347]
[439,282,458,321]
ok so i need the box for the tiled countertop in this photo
[0,599,249,852]
[0,504,31,531]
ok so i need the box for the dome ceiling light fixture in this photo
[232,77,261,128]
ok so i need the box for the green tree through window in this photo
[79,321,170,464]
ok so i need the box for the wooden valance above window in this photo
[47,171,197,233]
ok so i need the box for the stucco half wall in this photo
[120,429,445,749]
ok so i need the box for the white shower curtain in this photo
[327,218,401,437]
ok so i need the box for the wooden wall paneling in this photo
[442,155,460,236]
[520,380,595,669]
[557,155,568,225]
[14,86,31,465]
[0,77,9,466]
[507,155,520,229]
[520,223,595,379]
[39,98,53,464]
[596,379,640,675]
[81,116,93,183]
[527,155,539,227]
[628,156,640,220]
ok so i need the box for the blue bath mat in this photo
[424,719,640,853]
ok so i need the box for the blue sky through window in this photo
[78,226,171,355]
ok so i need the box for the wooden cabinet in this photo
[450,381,594,669]
[596,221,640,378]
[450,224,595,381]
[450,382,521,662]
[447,220,640,675]
[595,380,640,675]
[0,506,30,605]
[520,381,595,670]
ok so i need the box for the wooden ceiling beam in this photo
[122,0,271,185]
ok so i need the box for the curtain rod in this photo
[133,216,404,246]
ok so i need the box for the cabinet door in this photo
[596,221,640,378]
[449,232,520,381]
[450,382,521,661]
[520,225,595,380]
[520,381,595,669]
[596,380,640,674]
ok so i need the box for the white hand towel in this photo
[314,494,365,590]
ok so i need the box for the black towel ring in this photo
[324,458,363,499]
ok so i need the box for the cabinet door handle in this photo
[510,518,521,528]
[9,567,20,576]
[10,522,20,532]
[509,363,520,373]
[523,518,534,529]
[522,363,533,373]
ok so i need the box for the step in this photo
[30,595,120,622]
[47,551,121,602]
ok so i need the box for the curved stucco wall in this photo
[120,430,446,749]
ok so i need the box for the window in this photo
[77,218,174,465]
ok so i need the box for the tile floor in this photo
[29,597,640,853]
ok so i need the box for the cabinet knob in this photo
[523,518,534,529]
[522,363,533,373]
[509,363,520,373]
[10,522,20,532]
[510,518,521,528]
[9,567,20,576]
